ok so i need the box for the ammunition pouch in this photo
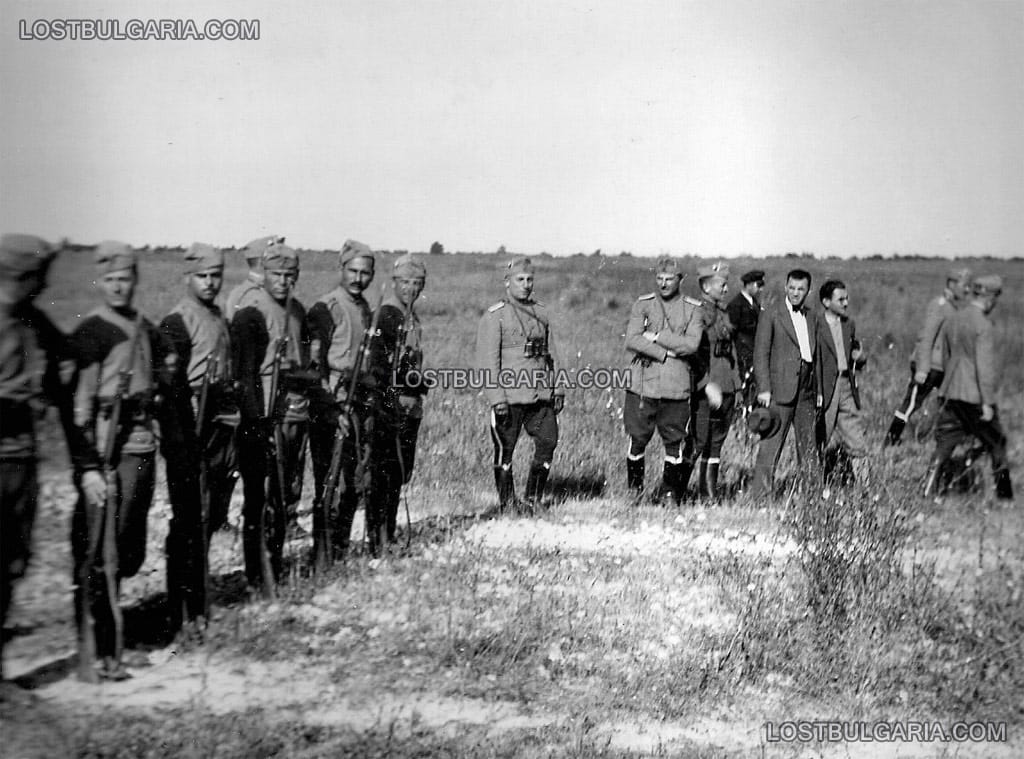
[98,394,154,424]
[281,367,321,394]
[523,337,549,359]
[713,339,734,359]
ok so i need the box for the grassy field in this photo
[4,249,1023,758]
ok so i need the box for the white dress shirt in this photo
[788,304,813,362]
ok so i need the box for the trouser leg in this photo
[751,403,795,498]
[523,403,558,505]
[624,392,656,498]
[1,461,36,677]
[490,405,525,510]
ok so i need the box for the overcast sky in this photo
[1,0,1021,257]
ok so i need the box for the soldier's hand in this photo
[914,371,927,385]
[553,396,565,415]
[704,382,723,410]
[981,404,994,422]
[82,470,107,507]
[493,402,510,418]
[757,390,771,407]
[337,412,352,437]
[642,330,659,343]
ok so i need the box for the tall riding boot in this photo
[626,457,645,498]
[659,463,680,506]
[494,466,516,512]
[995,469,1014,501]
[706,462,720,499]
[885,417,906,447]
[697,459,709,499]
[525,461,549,509]
[676,460,694,504]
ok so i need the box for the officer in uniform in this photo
[307,240,382,560]
[623,257,704,505]
[726,269,764,412]
[159,243,238,637]
[690,262,737,499]
[476,256,564,511]
[69,242,177,679]
[375,253,428,548]
[225,235,285,318]
[924,275,1012,501]
[0,234,78,683]
[231,243,309,595]
[885,267,971,445]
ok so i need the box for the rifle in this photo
[77,313,143,681]
[192,334,224,620]
[316,280,386,571]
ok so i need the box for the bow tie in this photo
[789,303,803,314]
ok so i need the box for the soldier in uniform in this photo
[0,234,78,683]
[476,256,565,511]
[231,243,310,594]
[726,269,764,412]
[884,267,971,446]
[375,253,428,548]
[225,235,284,318]
[623,258,704,505]
[750,269,820,497]
[307,240,381,560]
[689,262,737,499]
[69,242,177,679]
[924,275,1012,501]
[158,243,237,637]
[815,280,868,483]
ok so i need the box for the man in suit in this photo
[750,269,820,497]
[815,279,868,483]
[884,267,971,445]
[924,275,1012,501]
[726,269,764,412]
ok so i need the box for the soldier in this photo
[726,269,764,412]
[924,275,1012,501]
[224,235,285,318]
[622,258,704,505]
[69,242,177,680]
[690,262,737,499]
[231,243,310,595]
[158,243,237,638]
[476,256,565,511]
[750,269,820,497]
[884,267,971,446]
[815,280,868,483]
[375,253,428,548]
[307,240,382,561]
[0,234,78,684]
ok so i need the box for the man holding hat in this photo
[924,275,1012,500]
[885,267,971,446]
[69,241,177,679]
[622,257,705,505]
[476,256,565,511]
[374,253,428,549]
[225,235,285,318]
[231,242,310,595]
[307,240,384,560]
[750,268,821,497]
[159,243,238,637]
[0,234,80,683]
[690,262,738,499]
[726,269,765,412]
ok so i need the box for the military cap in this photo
[339,239,374,267]
[0,233,58,276]
[184,242,224,273]
[947,267,972,284]
[747,406,781,438]
[94,240,137,273]
[505,256,534,275]
[741,269,765,285]
[973,275,1003,295]
[393,253,426,279]
[262,243,299,271]
[655,257,681,276]
[241,235,285,263]
[697,261,730,280]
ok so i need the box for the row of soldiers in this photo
[0,234,427,683]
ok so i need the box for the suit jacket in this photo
[815,313,864,410]
[939,302,997,405]
[913,294,956,374]
[726,292,760,373]
[753,298,818,406]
